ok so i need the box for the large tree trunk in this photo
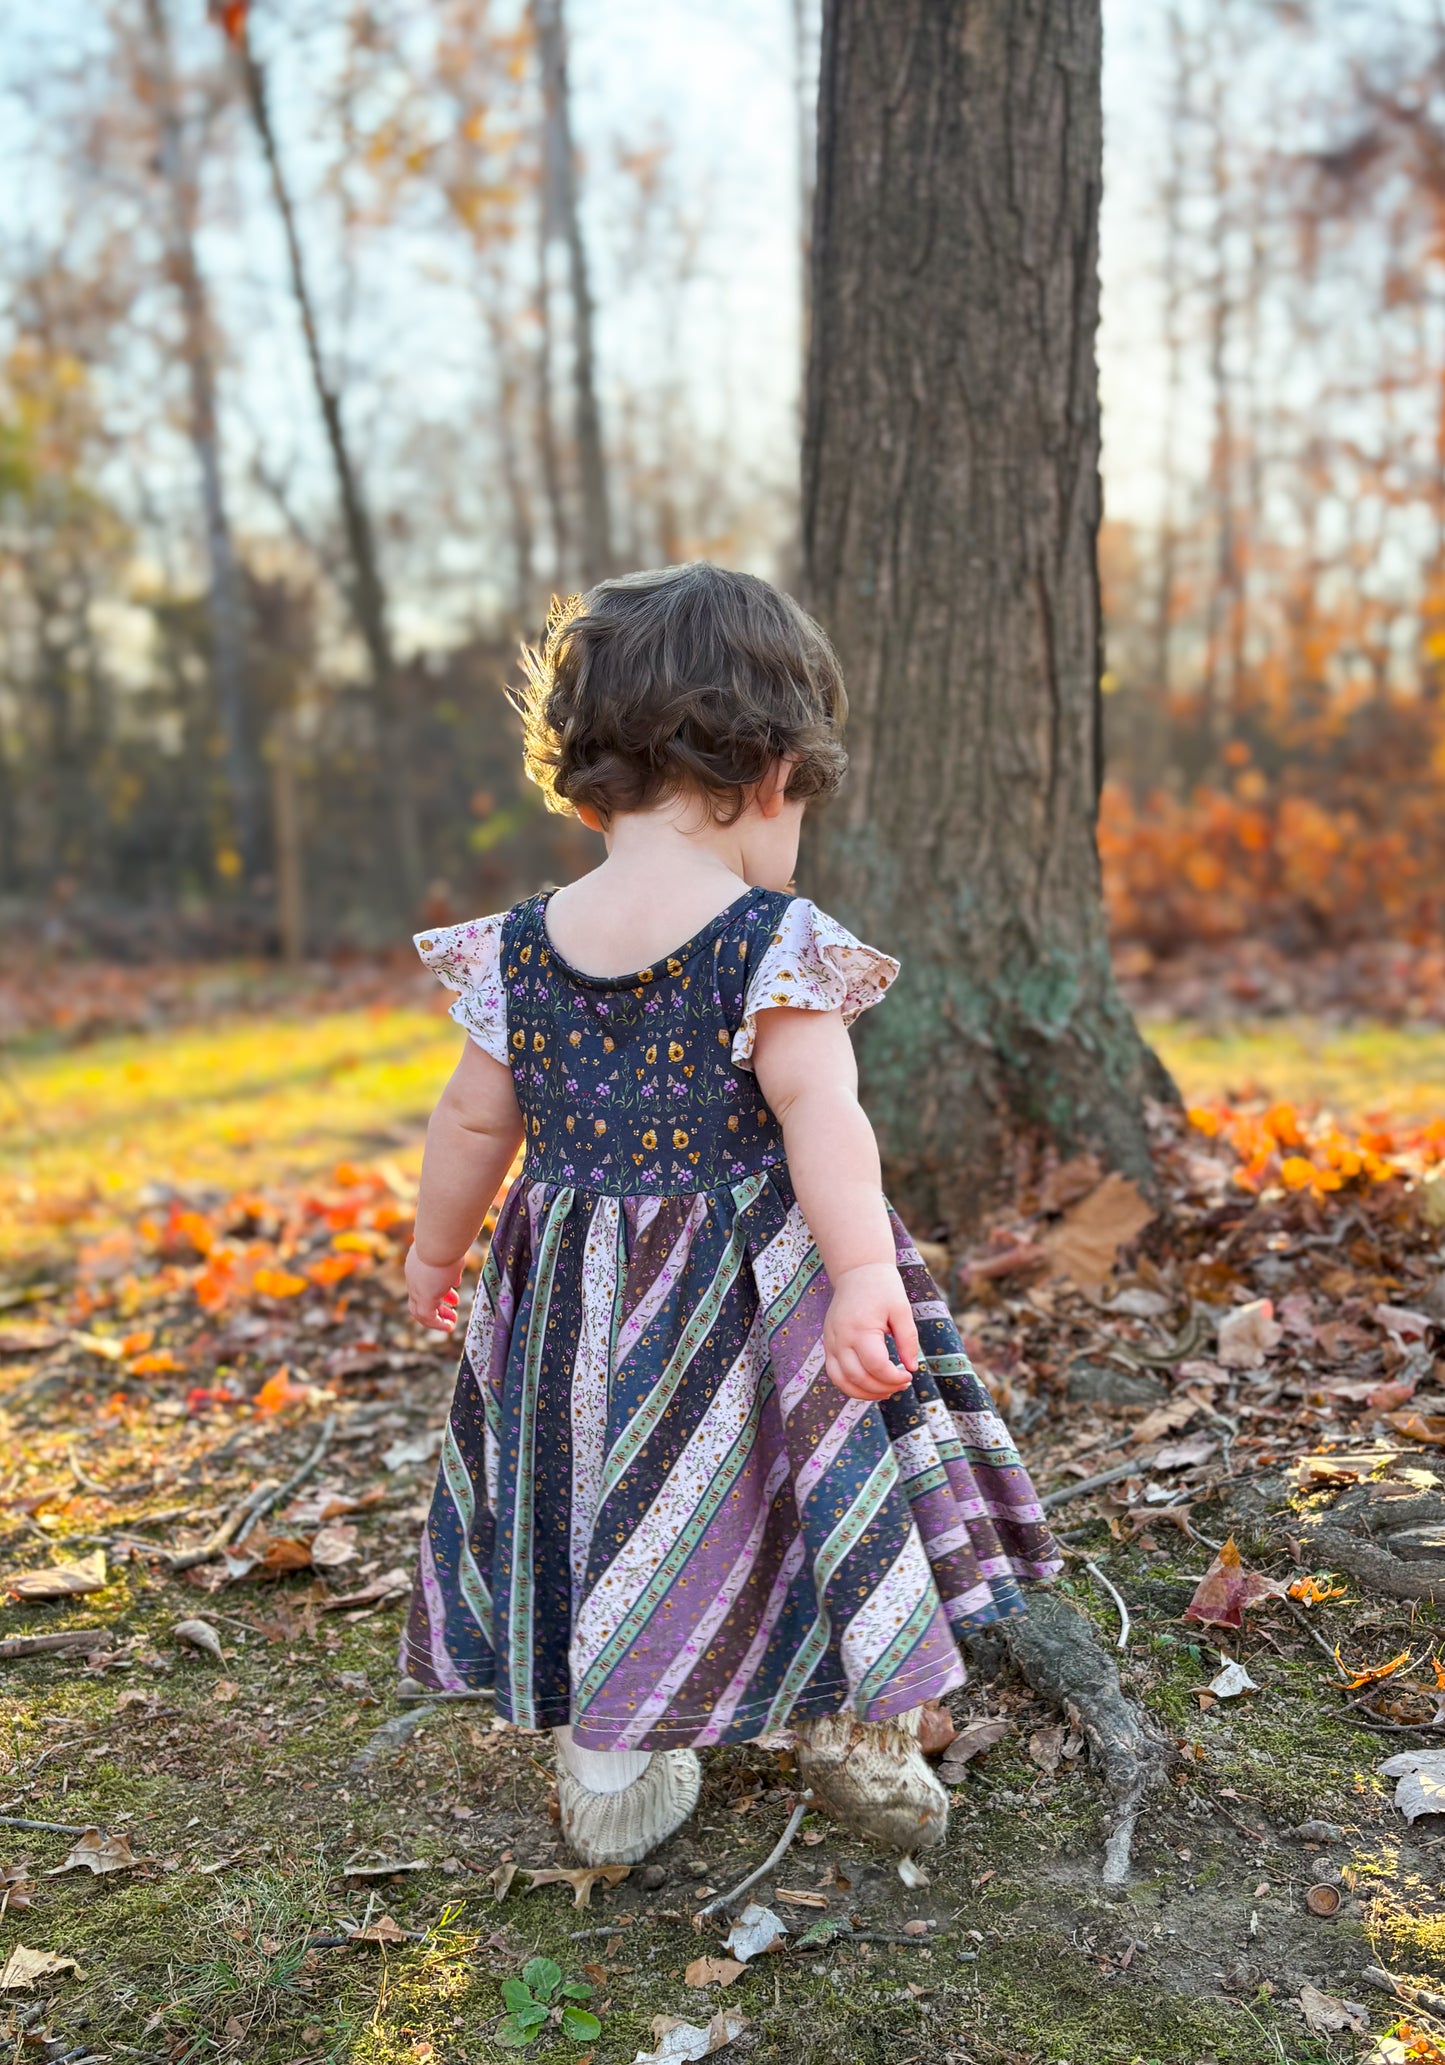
[142,0,265,883]
[802,0,1173,1235]
[226,22,422,915]
[533,0,613,586]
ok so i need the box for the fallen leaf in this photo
[224,1525,316,1581]
[0,1863,34,1916]
[1339,1646,1412,1691]
[721,1902,788,1961]
[1379,1750,1445,1821]
[526,1864,630,1908]
[319,1567,411,1611]
[1204,1657,1259,1700]
[1299,1983,1368,2035]
[1130,1397,1199,1446]
[776,1887,829,1908]
[685,1956,747,1988]
[2,1551,107,1601]
[1217,1300,1283,1370]
[1029,1725,1065,1774]
[0,1946,81,1990]
[1184,1537,1288,1630]
[1385,1411,1445,1449]
[1151,1433,1219,1471]
[383,1430,443,1473]
[1041,1173,1155,1291]
[1368,1374,1420,1411]
[350,1913,410,1945]
[632,2010,749,2063]
[486,1860,517,1901]
[341,1855,428,1879]
[211,1677,241,1705]
[937,1717,1010,1784]
[916,1698,957,1754]
[1038,1153,1105,1214]
[173,1617,226,1663]
[309,1522,360,1570]
[252,1365,311,1411]
[1376,1305,1434,1352]
[48,1828,154,1877]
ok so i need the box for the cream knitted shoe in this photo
[556,1749,703,1867]
[793,1705,949,1854]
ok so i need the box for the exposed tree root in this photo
[1296,1483,1445,1605]
[968,1590,1170,1889]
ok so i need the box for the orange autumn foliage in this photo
[1188,1096,1445,1198]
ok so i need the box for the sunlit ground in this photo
[1145,1016,1445,1125]
[5,1000,1445,1278]
[0,1005,461,1273]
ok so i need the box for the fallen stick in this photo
[0,1630,106,1661]
[0,1814,96,1834]
[1363,1964,1445,2019]
[159,1413,336,1572]
[1041,1462,1140,1512]
[693,1790,814,1922]
[1083,1561,1131,1651]
[397,1686,491,1703]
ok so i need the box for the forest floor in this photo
[4,974,1445,2065]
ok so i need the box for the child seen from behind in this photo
[402,564,1060,1866]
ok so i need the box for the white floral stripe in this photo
[439,1423,494,1645]
[571,1319,769,1683]
[950,1407,1017,1455]
[749,1201,819,1315]
[570,1196,620,1626]
[613,1446,795,1749]
[414,913,510,1065]
[731,897,899,1069]
[840,1527,933,1696]
[779,1336,826,1422]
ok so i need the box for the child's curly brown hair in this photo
[510,562,848,824]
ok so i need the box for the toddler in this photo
[402,564,1059,1866]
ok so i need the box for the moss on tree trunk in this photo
[802,0,1174,1233]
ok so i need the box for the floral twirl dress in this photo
[401,888,1059,1749]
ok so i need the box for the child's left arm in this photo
[406,1042,524,1333]
[752,1007,919,1401]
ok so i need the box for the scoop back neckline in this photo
[538,886,769,989]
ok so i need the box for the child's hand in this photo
[406,1247,466,1333]
[823,1263,918,1400]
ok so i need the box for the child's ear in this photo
[757,756,797,820]
[576,803,605,833]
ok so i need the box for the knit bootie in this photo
[556,1749,703,1867]
[793,1705,949,1855]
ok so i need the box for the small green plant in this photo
[498,1956,601,2048]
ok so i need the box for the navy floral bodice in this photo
[501,889,790,1195]
[416,883,900,1202]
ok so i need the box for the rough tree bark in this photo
[803,0,1173,1237]
[533,0,613,586]
[142,0,264,881]
[223,15,422,913]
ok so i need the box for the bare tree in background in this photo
[141,0,263,881]
[213,0,421,914]
[803,0,1172,1230]
[533,0,613,586]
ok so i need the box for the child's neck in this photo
[545,803,758,979]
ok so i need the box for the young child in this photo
[402,564,1059,1867]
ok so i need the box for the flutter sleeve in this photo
[414,913,509,1066]
[732,897,899,1068]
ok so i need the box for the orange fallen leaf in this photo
[684,1956,747,1989]
[1385,1411,1445,1449]
[128,1350,184,1377]
[916,1699,957,1755]
[1288,1575,1348,1607]
[1334,1644,1412,1691]
[253,1367,310,1414]
[252,1268,308,1299]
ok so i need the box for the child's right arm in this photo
[406,1042,524,1333]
